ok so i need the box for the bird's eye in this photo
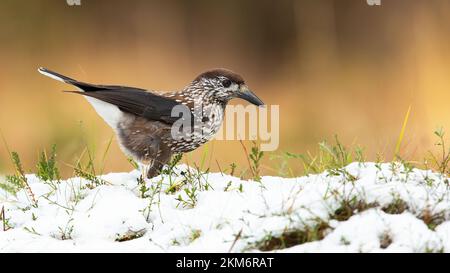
[221,79,231,88]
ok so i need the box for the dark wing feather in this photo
[68,89,185,125]
[38,68,147,92]
[38,68,189,125]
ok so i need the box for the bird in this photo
[38,67,264,178]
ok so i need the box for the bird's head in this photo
[191,69,264,106]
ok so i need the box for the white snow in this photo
[0,162,449,253]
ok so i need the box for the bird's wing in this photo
[38,67,188,125]
[67,89,186,125]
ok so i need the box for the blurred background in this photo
[0,0,449,177]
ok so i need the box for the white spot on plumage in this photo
[84,97,123,130]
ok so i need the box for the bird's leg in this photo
[146,147,172,179]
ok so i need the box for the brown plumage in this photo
[38,67,264,178]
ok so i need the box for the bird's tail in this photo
[38,67,104,92]
[38,67,78,84]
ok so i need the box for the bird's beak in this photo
[237,85,265,106]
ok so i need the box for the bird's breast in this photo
[192,103,224,141]
[169,103,225,153]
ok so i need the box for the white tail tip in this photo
[38,67,66,83]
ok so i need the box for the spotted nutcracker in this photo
[38,67,264,178]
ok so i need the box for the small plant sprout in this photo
[1,206,12,231]
[229,163,237,176]
[224,181,232,192]
[223,181,244,193]
[1,133,36,204]
[269,153,295,177]
[23,227,40,236]
[239,140,264,182]
[175,166,211,209]
[36,144,60,190]
[138,177,150,198]
[57,217,75,240]
[73,147,107,188]
[189,229,202,242]
[249,141,264,182]
[176,185,199,209]
[427,128,450,175]
[0,151,37,206]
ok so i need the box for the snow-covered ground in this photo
[0,162,449,253]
